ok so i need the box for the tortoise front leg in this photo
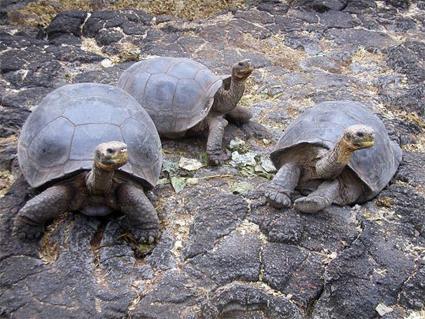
[225,106,252,125]
[13,185,74,240]
[206,116,229,165]
[117,183,160,244]
[265,163,301,209]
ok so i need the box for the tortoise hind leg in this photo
[265,163,301,209]
[225,106,252,125]
[294,180,338,213]
[13,185,74,240]
[117,183,160,244]
[294,176,362,213]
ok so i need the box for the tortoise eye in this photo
[238,62,244,66]
[106,148,114,154]
[356,132,364,137]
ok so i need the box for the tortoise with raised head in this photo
[117,56,253,165]
[265,101,402,213]
[13,83,163,243]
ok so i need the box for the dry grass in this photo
[406,310,425,319]
[238,76,273,108]
[0,136,17,197]
[0,170,14,197]
[9,0,246,27]
[240,34,306,71]
[346,46,400,93]
[402,133,425,152]
[390,110,425,153]
[39,219,62,263]
[375,196,395,208]
[351,47,385,65]
[81,37,105,56]
[80,37,141,63]
[397,111,425,129]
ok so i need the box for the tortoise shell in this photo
[18,83,162,189]
[270,101,402,200]
[117,57,223,134]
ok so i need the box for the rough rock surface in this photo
[1,1,425,318]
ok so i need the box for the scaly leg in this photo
[265,163,301,209]
[294,179,340,213]
[117,183,160,244]
[13,185,73,240]
[225,106,252,125]
[206,116,228,165]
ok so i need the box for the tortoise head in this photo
[94,141,128,171]
[232,59,253,80]
[342,125,375,150]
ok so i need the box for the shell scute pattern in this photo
[271,101,402,199]
[18,83,162,189]
[118,57,223,134]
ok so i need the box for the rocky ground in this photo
[1,0,425,318]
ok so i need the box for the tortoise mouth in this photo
[235,67,254,79]
[348,136,375,149]
[108,150,128,165]
[233,59,254,79]
[96,149,129,170]
[354,139,375,148]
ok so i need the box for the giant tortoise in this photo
[117,56,253,165]
[265,101,402,213]
[13,83,163,243]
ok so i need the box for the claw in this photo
[265,185,292,209]
[12,221,43,241]
[131,227,160,244]
[148,236,155,244]
[208,151,229,166]
[294,196,330,213]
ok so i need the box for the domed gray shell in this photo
[270,101,402,200]
[117,57,223,134]
[18,83,162,189]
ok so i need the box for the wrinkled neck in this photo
[229,75,247,100]
[316,139,355,179]
[86,163,114,195]
[212,75,246,114]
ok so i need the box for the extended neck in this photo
[86,162,114,195]
[229,75,247,99]
[315,138,355,179]
[212,75,246,114]
[229,75,247,103]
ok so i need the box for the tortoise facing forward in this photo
[13,83,162,243]
[117,56,253,165]
[265,101,402,213]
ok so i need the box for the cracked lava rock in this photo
[1,0,425,318]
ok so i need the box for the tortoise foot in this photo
[294,196,330,213]
[12,217,44,241]
[131,227,160,244]
[208,151,229,166]
[242,121,272,140]
[265,185,291,209]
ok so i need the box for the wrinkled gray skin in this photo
[118,58,253,165]
[13,141,160,243]
[12,83,162,243]
[204,60,254,164]
[266,126,374,213]
[265,101,402,213]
